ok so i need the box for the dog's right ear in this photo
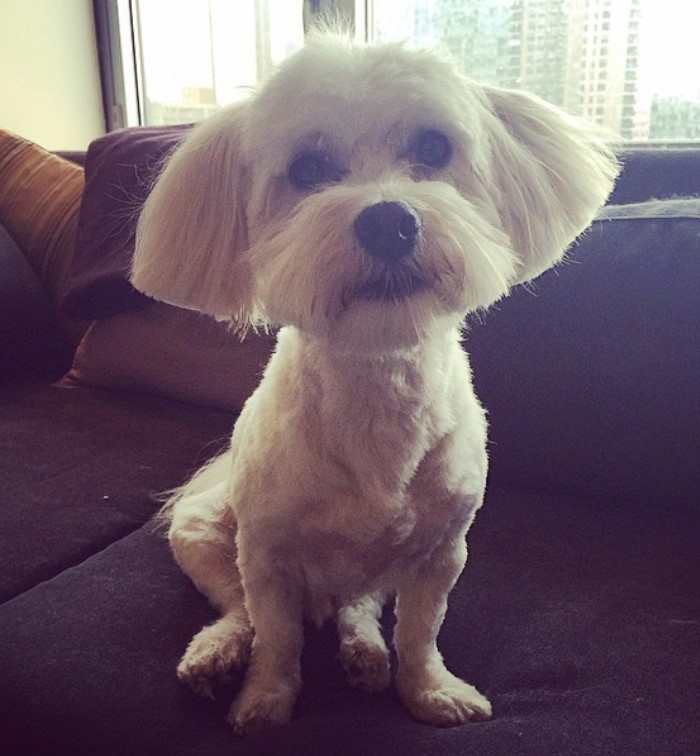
[131,102,253,322]
[482,86,619,285]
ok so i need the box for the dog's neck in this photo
[282,325,463,389]
[278,325,466,469]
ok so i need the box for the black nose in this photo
[353,201,421,262]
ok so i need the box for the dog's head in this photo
[132,33,618,352]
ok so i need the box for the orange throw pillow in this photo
[0,129,87,344]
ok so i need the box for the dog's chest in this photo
[295,385,483,593]
[295,463,480,599]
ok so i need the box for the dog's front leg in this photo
[394,534,491,726]
[227,540,304,735]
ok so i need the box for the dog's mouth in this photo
[349,268,431,304]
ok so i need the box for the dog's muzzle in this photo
[350,201,430,303]
[354,201,422,263]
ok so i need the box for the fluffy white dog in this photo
[131,32,618,734]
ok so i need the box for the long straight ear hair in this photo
[484,87,619,284]
[131,101,253,322]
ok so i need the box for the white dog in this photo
[131,32,618,734]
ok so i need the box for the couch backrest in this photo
[467,193,700,512]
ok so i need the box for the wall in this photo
[0,0,105,150]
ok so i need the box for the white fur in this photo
[131,33,618,734]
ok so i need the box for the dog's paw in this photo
[227,682,297,735]
[397,670,491,726]
[338,637,391,692]
[177,617,253,699]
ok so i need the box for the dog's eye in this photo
[414,130,452,170]
[288,151,342,191]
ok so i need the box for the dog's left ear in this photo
[484,87,619,284]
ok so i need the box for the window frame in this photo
[93,0,142,130]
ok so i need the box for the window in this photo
[99,0,700,142]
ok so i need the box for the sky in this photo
[640,0,700,99]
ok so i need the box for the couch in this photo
[1,127,698,756]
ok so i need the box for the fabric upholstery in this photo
[0,382,233,603]
[610,148,700,204]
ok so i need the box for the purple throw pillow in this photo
[61,125,191,320]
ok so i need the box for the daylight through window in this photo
[125,0,700,142]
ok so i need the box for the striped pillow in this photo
[0,129,87,344]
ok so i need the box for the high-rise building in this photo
[515,0,645,139]
[398,0,647,139]
[413,0,520,88]
[574,0,645,138]
[517,0,572,107]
